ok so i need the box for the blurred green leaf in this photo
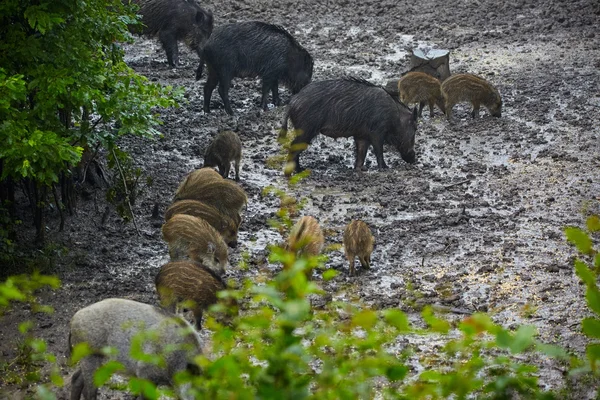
[582,317,600,339]
[587,215,600,233]
[575,260,596,286]
[93,361,124,387]
[565,227,593,255]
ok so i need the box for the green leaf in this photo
[510,325,537,353]
[422,306,450,333]
[386,365,408,381]
[93,360,124,387]
[70,342,92,364]
[383,309,410,332]
[565,227,593,255]
[495,328,512,349]
[322,269,338,281]
[586,286,600,315]
[575,260,596,286]
[419,370,442,382]
[587,215,600,233]
[582,317,600,339]
[535,342,569,359]
[586,344,600,372]
[351,310,377,330]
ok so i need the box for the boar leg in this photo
[234,158,240,181]
[221,162,231,180]
[260,79,272,111]
[354,139,369,171]
[158,30,179,68]
[203,70,219,113]
[194,309,204,330]
[371,137,388,170]
[359,255,371,270]
[218,78,234,115]
[444,101,454,121]
[418,101,425,117]
[80,357,102,400]
[70,369,84,400]
[471,102,480,119]
[428,100,435,118]
[271,81,281,107]
[289,131,315,172]
[348,255,356,276]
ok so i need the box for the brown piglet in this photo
[398,71,445,118]
[161,214,228,276]
[343,220,374,276]
[155,260,229,330]
[203,130,242,181]
[441,73,502,120]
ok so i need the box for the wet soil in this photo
[1,0,600,398]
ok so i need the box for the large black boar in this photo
[197,21,313,115]
[281,77,418,174]
[133,0,213,67]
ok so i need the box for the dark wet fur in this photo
[134,0,213,67]
[198,21,313,114]
[282,77,418,173]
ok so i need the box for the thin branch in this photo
[110,147,141,236]
[444,179,471,189]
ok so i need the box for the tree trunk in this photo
[409,48,451,81]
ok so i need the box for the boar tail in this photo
[195,51,205,81]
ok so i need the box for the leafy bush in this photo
[0,0,180,242]
[60,187,578,400]
[566,215,600,372]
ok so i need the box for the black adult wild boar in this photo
[197,21,314,115]
[133,0,213,67]
[281,77,418,174]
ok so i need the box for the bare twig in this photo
[110,147,141,236]
[431,304,473,315]
[52,184,64,231]
[444,179,471,189]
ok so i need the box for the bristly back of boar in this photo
[161,214,228,276]
[441,73,502,119]
[165,199,239,247]
[155,260,226,329]
[288,216,324,257]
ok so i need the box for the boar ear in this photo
[412,107,418,121]
[207,242,216,254]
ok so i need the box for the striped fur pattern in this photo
[288,216,324,257]
[398,72,446,118]
[343,220,375,276]
[441,73,502,119]
[155,260,225,330]
[174,169,246,225]
[161,214,228,276]
[165,200,239,247]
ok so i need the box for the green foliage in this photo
[0,0,180,239]
[0,273,61,392]
[566,215,600,372]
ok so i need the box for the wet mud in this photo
[1,0,599,397]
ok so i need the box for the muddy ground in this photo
[1,0,600,398]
